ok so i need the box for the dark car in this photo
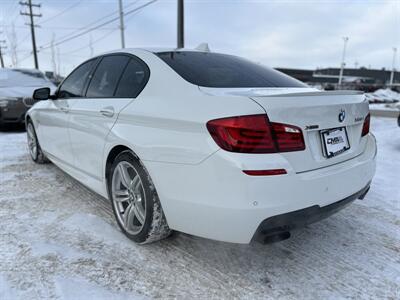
[0,68,56,127]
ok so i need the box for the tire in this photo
[107,150,171,244]
[26,121,49,164]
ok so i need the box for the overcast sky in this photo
[0,0,399,76]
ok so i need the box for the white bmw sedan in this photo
[26,48,376,244]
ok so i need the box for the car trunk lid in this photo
[199,87,369,173]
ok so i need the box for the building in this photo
[276,67,400,92]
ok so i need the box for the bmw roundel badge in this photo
[338,109,346,123]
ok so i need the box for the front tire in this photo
[108,150,171,244]
[26,121,49,164]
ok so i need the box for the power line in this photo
[38,0,84,25]
[62,28,119,55]
[39,0,142,49]
[20,0,42,69]
[19,52,33,63]
[61,6,143,57]
[61,7,143,57]
[1,24,116,30]
[39,0,157,50]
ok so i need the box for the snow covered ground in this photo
[369,103,400,118]
[0,118,399,300]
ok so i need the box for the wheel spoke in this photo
[130,175,141,194]
[123,203,136,230]
[132,202,145,224]
[118,163,131,188]
[113,189,130,202]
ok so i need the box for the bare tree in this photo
[51,33,57,75]
[7,23,18,67]
[56,46,60,76]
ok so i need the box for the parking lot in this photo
[0,117,399,300]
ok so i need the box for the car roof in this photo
[100,47,207,56]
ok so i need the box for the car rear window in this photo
[156,51,306,88]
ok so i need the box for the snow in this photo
[0,118,399,299]
[55,276,146,300]
[0,275,17,300]
[369,103,400,118]
[369,103,399,111]
[365,88,400,103]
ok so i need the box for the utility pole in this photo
[338,36,349,87]
[389,47,397,86]
[118,0,125,48]
[0,40,7,68]
[177,0,184,48]
[20,0,42,69]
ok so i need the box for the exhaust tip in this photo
[263,231,291,244]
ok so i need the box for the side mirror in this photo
[33,87,51,101]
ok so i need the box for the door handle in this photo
[100,106,114,117]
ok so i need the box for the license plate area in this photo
[320,127,350,158]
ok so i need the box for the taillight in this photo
[361,113,370,137]
[206,114,305,153]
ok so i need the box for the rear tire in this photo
[26,121,49,164]
[107,150,171,244]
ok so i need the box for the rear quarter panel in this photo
[104,50,265,166]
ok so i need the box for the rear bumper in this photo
[144,134,377,244]
[252,183,370,243]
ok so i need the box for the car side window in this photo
[58,59,96,98]
[86,55,130,98]
[115,58,149,98]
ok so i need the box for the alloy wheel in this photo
[27,123,38,160]
[111,161,146,235]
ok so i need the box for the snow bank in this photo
[365,88,400,103]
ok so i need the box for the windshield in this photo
[156,51,307,88]
[0,69,49,87]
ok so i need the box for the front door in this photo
[39,58,97,166]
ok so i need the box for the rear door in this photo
[68,54,150,181]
